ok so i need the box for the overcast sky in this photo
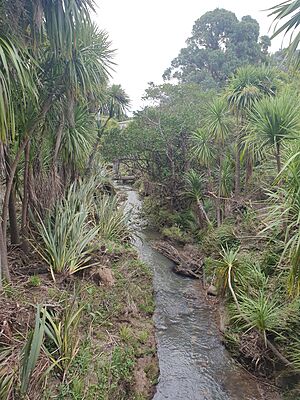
[94,1,285,112]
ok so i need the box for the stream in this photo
[123,187,276,400]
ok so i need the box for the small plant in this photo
[138,297,155,315]
[215,246,240,296]
[161,225,189,244]
[36,182,99,280]
[236,290,284,344]
[43,300,84,381]
[138,330,149,344]
[28,275,41,287]
[202,223,240,255]
[97,346,135,398]
[286,336,300,370]
[119,325,133,343]
[0,348,15,399]
[20,305,46,395]
[94,195,132,242]
[235,254,269,294]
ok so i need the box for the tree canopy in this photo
[163,9,271,88]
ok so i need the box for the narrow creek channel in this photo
[123,186,276,400]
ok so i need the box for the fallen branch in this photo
[152,241,203,279]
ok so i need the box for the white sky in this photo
[94,1,286,112]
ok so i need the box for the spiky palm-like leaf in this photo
[219,156,234,197]
[72,23,115,94]
[205,97,231,145]
[216,246,240,295]
[236,291,283,344]
[0,37,36,142]
[184,170,205,204]
[62,104,97,170]
[20,305,46,395]
[36,180,99,279]
[247,93,300,172]
[269,0,300,65]
[101,84,131,119]
[41,0,95,58]
[94,195,131,242]
[263,146,300,294]
[227,65,277,115]
[42,301,83,378]
[191,129,215,168]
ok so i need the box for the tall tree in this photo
[226,65,278,195]
[163,9,271,88]
[247,94,300,174]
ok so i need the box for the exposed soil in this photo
[1,243,158,399]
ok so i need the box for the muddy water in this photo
[124,187,270,400]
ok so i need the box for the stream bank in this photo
[124,186,281,400]
[1,220,158,399]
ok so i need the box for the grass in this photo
[2,240,157,400]
[59,248,156,398]
[28,276,41,287]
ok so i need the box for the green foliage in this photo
[102,83,213,206]
[0,348,15,399]
[36,183,99,279]
[164,9,270,87]
[215,246,240,295]
[0,36,36,141]
[235,291,284,344]
[119,325,134,343]
[141,197,175,229]
[43,300,83,379]
[247,93,300,172]
[28,275,41,287]
[36,176,130,278]
[161,225,189,244]
[191,130,215,167]
[95,195,131,242]
[262,148,300,294]
[62,105,97,171]
[269,0,300,66]
[227,65,278,114]
[101,84,130,119]
[97,346,135,399]
[205,97,231,145]
[202,223,240,254]
[20,305,46,395]
[184,170,205,203]
[138,330,149,344]
[236,258,269,295]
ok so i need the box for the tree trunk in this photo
[1,96,52,282]
[53,116,65,169]
[2,137,30,245]
[113,159,120,176]
[21,141,31,252]
[66,89,75,128]
[196,200,211,228]
[8,186,20,245]
[86,117,111,175]
[275,141,281,174]
[245,150,253,190]
[0,219,10,283]
[217,154,223,227]
[235,141,241,197]
[5,151,20,246]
